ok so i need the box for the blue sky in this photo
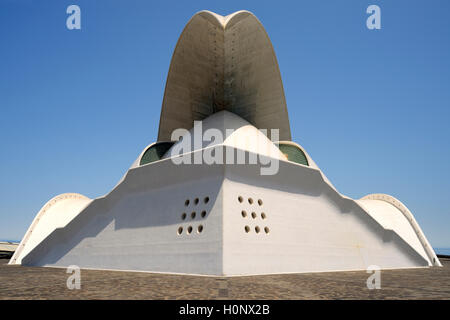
[0,0,449,247]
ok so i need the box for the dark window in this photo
[276,143,309,166]
[140,142,175,166]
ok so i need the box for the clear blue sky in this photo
[0,0,449,247]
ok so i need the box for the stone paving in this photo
[0,258,449,299]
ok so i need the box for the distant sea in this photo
[434,248,450,256]
[0,239,20,243]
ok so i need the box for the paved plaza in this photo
[1,258,449,299]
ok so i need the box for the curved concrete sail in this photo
[158,10,291,142]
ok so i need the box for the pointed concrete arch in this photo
[157,10,291,142]
[9,193,92,265]
[358,194,442,267]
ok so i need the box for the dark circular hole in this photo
[181,213,187,220]
[191,212,196,219]
[187,226,193,234]
[258,199,263,206]
[248,198,253,204]
[251,212,257,219]
[261,213,266,220]
[264,227,270,234]
[238,196,243,203]
[197,225,203,233]
[241,210,247,218]
[177,227,183,235]
[194,198,199,205]
[255,226,260,233]
[204,197,209,204]
[245,226,250,233]
[185,199,190,206]
[201,211,206,218]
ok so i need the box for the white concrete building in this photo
[10,10,441,275]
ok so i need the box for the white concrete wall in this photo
[21,145,437,275]
[22,158,225,275]
[222,153,430,275]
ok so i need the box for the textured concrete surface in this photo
[158,11,291,142]
[1,258,449,299]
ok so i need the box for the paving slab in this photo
[1,258,449,299]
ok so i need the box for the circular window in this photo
[181,213,187,220]
[244,226,250,233]
[201,211,206,218]
[197,225,204,233]
[241,210,247,218]
[194,198,199,205]
[255,226,260,233]
[191,212,196,219]
[187,226,193,234]
[264,227,270,234]
[258,199,263,206]
[204,197,209,204]
[261,212,266,220]
[238,196,243,203]
[248,198,253,205]
[177,227,183,235]
[251,212,257,219]
[185,199,190,206]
